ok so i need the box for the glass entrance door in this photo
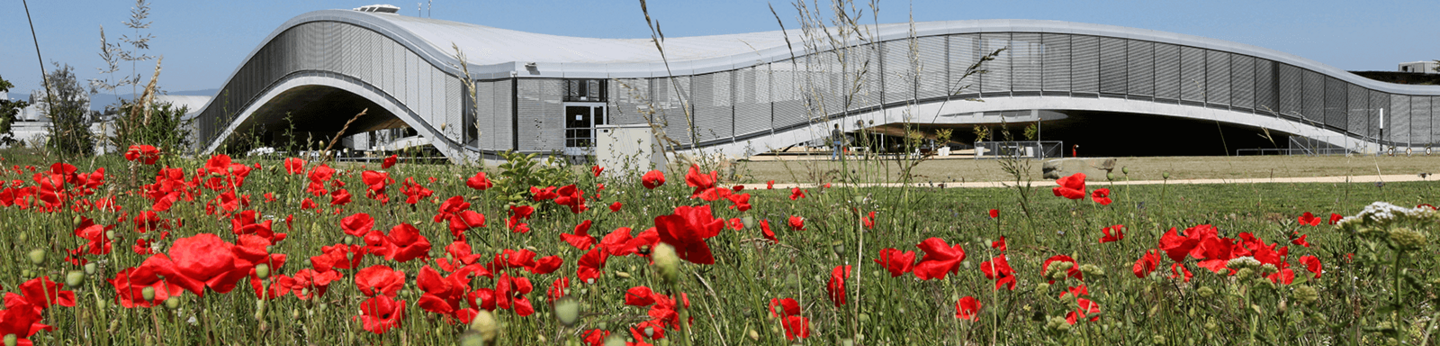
[563,103,607,156]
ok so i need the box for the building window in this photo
[564,79,607,102]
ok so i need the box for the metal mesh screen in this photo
[1369,90,1389,142]
[845,46,880,111]
[734,66,771,136]
[771,60,807,131]
[1414,96,1431,145]
[1230,55,1254,111]
[1254,60,1277,115]
[1070,35,1099,95]
[816,52,847,118]
[1041,33,1071,93]
[1011,33,1043,92]
[1433,97,1440,146]
[1323,77,1348,131]
[1154,43,1181,101]
[1347,84,1369,137]
[1098,37,1127,95]
[1179,47,1206,103]
[1126,40,1154,97]
[1205,50,1230,106]
[1392,95,1411,145]
[612,78,651,126]
[981,33,1011,94]
[916,36,948,100]
[654,76,693,145]
[492,80,512,150]
[692,72,733,142]
[949,34,981,97]
[1301,70,1325,126]
[883,40,916,104]
[469,81,492,148]
[1278,64,1302,118]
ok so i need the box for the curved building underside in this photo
[194,9,1440,160]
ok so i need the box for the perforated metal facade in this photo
[197,11,1440,160]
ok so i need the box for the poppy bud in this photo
[653,243,680,285]
[165,297,180,309]
[537,335,546,343]
[468,310,499,342]
[66,271,85,286]
[3,334,14,346]
[26,249,45,265]
[1122,166,1129,175]
[615,272,631,278]
[142,287,156,301]
[254,301,267,320]
[1162,172,1170,179]
[96,298,107,310]
[84,262,97,274]
[553,297,580,326]
[106,230,116,240]
[1152,335,1166,344]
[292,308,301,320]
[748,329,759,340]
[19,270,30,278]
[1197,287,1214,298]
[841,338,855,346]
[255,264,271,279]
[1106,172,1114,181]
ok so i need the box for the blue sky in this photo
[2,0,1435,98]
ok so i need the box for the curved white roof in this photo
[237,10,1440,94]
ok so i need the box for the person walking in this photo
[831,124,844,161]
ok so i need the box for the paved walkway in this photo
[766,174,1436,189]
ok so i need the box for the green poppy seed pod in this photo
[458,332,485,346]
[19,270,30,279]
[1122,166,1129,175]
[65,270,85,287]
[3,334,15,346]
[652,243,680,285]
[537,335,546,343]
[1162,172,1170,179]
[615,271,631,278]
[84,262,96,275]
[344,236,356,245]
[26,249,45,265]
[742,216,755,229]
[747,328,759,340]
[292,308,300,320]
[603,335,627,346]
[1106,172,1115,181]
[468,310,499,343]
[858,313,870,324]
[841,338,855,346]
[141,287,156,301]
[165,296,180,309]
[105,230,116,240]
[255,264,271,279]
[553,297,580,326]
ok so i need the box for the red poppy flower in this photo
[164,233,253,296]
[381,155,398,169]
[1157,228,1200,263]
[653,205,725,265]
[527,256,563,275]
[684,165,718,198]
[493,272,536,316]
[608,202,622,212]
[1170,263,1193,282]
[284,158,305,175]
[767,180,775,189]
[1299,255,1322,278]
[789,187,805,200]
[989,209,1000,219]
[641,170,666,189]
[727,193,752,212]
[1267,268,1295,285]
[1066,298,1102,324]
[591,165,604,177]
[913,238,965,280]
[1297,212,1320,226]
[300,197,318,210]
[992,236,1007,251]
[1051,173,1086,200]
[1327,213,1343,225]
[873,248,915,277]
[826,265,850,307]
[561,220,598,250]
[329,188,352,206]
[124,145,161,165]
[769,297,800,318]
[356,295,405,334]
[17,276,76,311]
[787,215,805,231]
[310,244,365,272]
[416,265,471,317]
[782,315,811,340]
[862,211,876,229]
[625,286,655,306]
[1059,285,1089,299]
[109,256,186,308]
[553,184,588,214]
[576,247,608,284]
[760,220,778,243]
[462,171,493,190]
[1091,188,1111,205]
[378,223,432,263]
[355,265,405,297]
[956,296,981,321]
[290,269,342,300]
[1099,225,1125,243]
[980,255,1017,290]
[447,210,486,240]
[728,218,743,230]
[1291,233,1311,247]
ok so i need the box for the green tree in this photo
[0,76,28,146]
[40,63,96,157]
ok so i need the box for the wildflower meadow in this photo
[0,146,1436,346]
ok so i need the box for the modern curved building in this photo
[194,8,1440,160]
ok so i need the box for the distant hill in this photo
[8,88,219,111]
